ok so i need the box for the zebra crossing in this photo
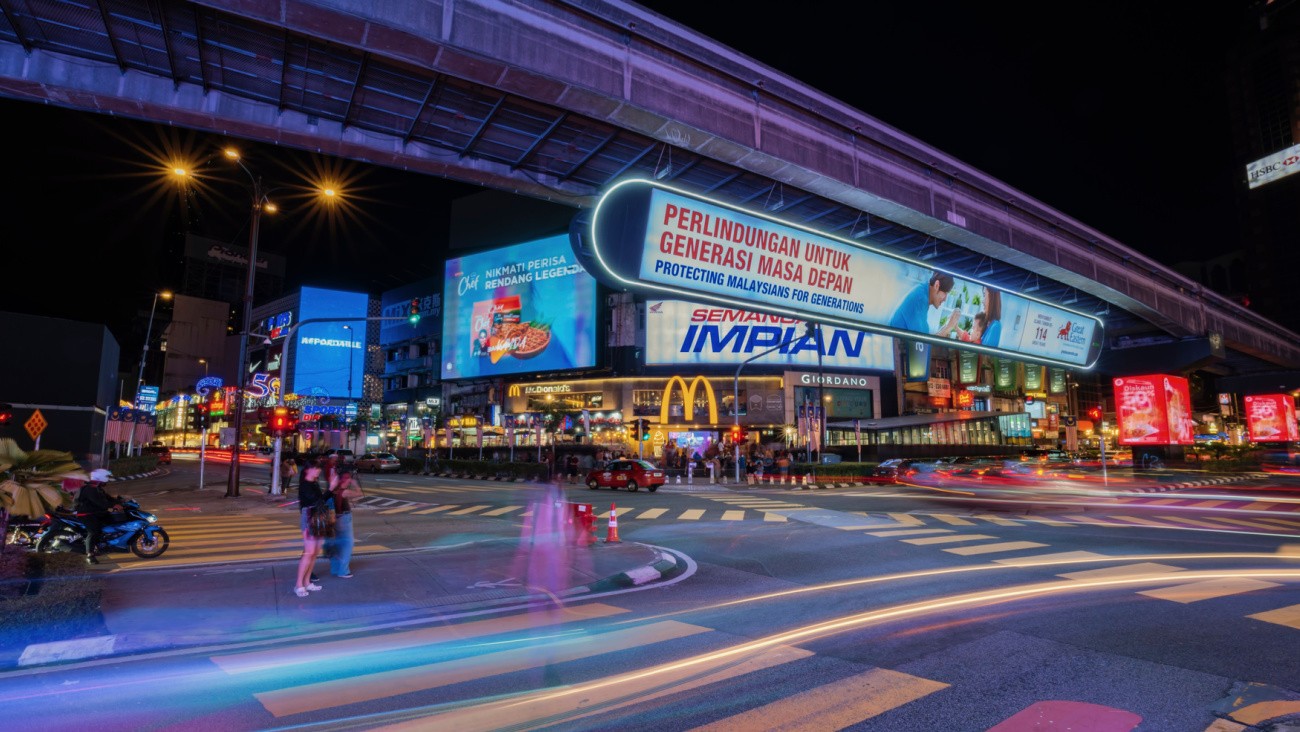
[96,514,391,571]
[350,492,813,523]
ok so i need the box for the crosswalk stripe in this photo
[413,505,456,515]
[1158,515,1247,530]
[254,620,712,718]
[679,509,706,520]
[886,513,925,526]
[1240,502,1282,512]
[1146,498,1186,506]
[1202,516,1298,531]
[903,534,997,545]
[1248,603,1300,629]
[480,505,524,517]
[720,510,745,521]
[213,603,630,675]
[376,644,813,732]
[868,528,953,538]
[1057,562,1185,582]
[378,505,421,515]
[634,508,668,520]
[763,512,788,522]
[1242,516,1300,528]
[973,514,1022,526]
[927,514,976,526]
[993,550,1109,567]
[166,527,295,539]
[1189,500,1230,508]
[944,541,1047,556]
[1138,578,1280,603]
[1019,516,1075,527]
[448,505,493,515]
[689,667,948,732]
[110,544,390,570]
[1111,515,1176,528]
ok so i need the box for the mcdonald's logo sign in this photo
[507,384,521,397]
[661,375,719,424]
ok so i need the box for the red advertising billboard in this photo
[1113,375,1195,446]
[1245,394,1299,443]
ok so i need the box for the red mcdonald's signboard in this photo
[1113,375,1195,446]
[1245,394,1299,443]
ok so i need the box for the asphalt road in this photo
[6,460,1300,731]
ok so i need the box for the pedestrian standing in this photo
[326,465,364,578]
[293,459,327,597]
[566,454,579,484]
[277,456,298,494]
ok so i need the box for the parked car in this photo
[355,452,401,473]
[323,448,356,463]
[142,445,172,465]
[586,460,665,492]
[872,458,939,483]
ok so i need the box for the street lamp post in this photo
[343,324,355,452]
[733,323,812,483]
[132,290,171,456]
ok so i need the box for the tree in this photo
[0,438,83,553]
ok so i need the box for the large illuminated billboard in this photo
[1113,374,1195,446]
[584,179,1103,369]
[442,236,597,379]
[1245,394,1299,443]
[645,300,892,369]
[292,286,368,400]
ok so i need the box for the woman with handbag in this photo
[293,458,330,598]
[326,465,364,578]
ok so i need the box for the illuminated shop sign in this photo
[442,236,597,379]
[584,179,1103,368]
[645,300,891,369]
[1113,375,1195,446]
[1247,142,1300,189]
[793,372,873,388]
[294,286,368,400]
[1244,394,1299,443]
[506,383,575,397]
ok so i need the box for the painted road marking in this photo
[1158,515,1253,530]
[867,528,954,538]
[1019,516,1074,527]
[973,514,1022,526]
[254,620,711,717]
[721,510,746,521]
[689,668,948,732]
[679,509,706,521]
[993,551,1109,567]
[1240,502,1282,512]
[1203,516,1298,531]
[1057,563,1186,582]
[634,508,669,520]
[1111,515,1177,528]
[448,505,493,515]
[944,541,1047,556]
[928,514,976,526]
[886,513,926,526]
[763,512,788,522]
[903,534,998,546]
[1190,500,1230,508]
[480,505,524,517]
[1248,603,1300,630]
[378,505,422,515]
[413,505,457,515]
[1138,578,1281,603]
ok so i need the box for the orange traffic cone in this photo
[605,503,622,543]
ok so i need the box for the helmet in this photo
[89,469,113,483]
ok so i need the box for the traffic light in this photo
[191,401,209,431]
[730,424,744,443]
[269,406,292,437]
[1087,406,1103,422]
[0,403,12,428]
[408,297,421,325]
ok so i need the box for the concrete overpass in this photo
[0,0,1293,373]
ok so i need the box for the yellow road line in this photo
[973,514,1022,526]
[413,506,457,515]
[927,514,976,526]
[480,506,524,517]
[1189,500,1230,508]
[634,508,669,520]
[378,505,422,515]
[720,510,746,521]
[1249,603,1300,629]
[1139,578,1280,604]
[689,668,948,732]
[903,534,997,545]
[1241,516,1300,528]
[763,512,788,522]
[1057,562,1186,582]
[214,603,630,675]
[1145,498,1186,506]
[1111,515,1175,528]
[1019,516,1074,527]
[448,505,493,515]
[255,620,712,718]
[867,528,954,538]
[1204,516,1296,531]
[679,509,706,520]
[111,544,390,570]
[944,541,1047,556]
[886,513,925,526]
[1158,515,1250,530]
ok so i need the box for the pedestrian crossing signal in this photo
[190,401,209,431]
[1087,406,1102,422]
[0,403,11,427]
[408,298,421,325]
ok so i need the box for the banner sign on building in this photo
[1049,368,1067,395]
[294,286,367,401]
[645,300,892,369]
[995,359,1016,391]
[904,341,930,382]
[1244,394,1299,443]
[584,179,1103,368]
[135,385,159,414]
[958,351,979,384]
[1024,365,1044,392]
[1113,375,1195,446]
[1246,142,1300,189]
[443,235,597,379]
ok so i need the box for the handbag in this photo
[308,497,337,538]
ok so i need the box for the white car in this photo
[324,449,356,463]
[356,452,401,473]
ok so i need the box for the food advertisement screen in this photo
[590,181,1103,368]
[1245,394,1299,443]
[1113,374,1195,446]
[645,300,892,369]
[442,236,597,379]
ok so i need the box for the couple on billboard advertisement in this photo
[889,270,1004,348]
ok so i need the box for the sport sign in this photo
[583,179,1104,369]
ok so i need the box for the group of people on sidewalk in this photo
[280,456,365,598]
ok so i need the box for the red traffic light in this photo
[1087,406,1102,422]
[0,403,12,425]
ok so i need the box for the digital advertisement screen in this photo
[587,180,1103,369]
[1113,374,1195,446]
[1245,394,1299,443]
[293,286,368,401]
[442,236,598,379]
[644,300,892,369]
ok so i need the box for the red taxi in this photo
[586,460,665,492]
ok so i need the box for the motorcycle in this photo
[33,498,170,559]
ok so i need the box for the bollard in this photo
[687,467,693,485]
[675,474,682,484]
[708,463,715,485]
[747,474,754,485]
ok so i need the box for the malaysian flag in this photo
[105,407,125,442]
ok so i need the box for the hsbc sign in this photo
[1247,142,1300,189]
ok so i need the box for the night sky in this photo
[0,2,1254,358]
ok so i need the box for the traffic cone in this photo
[605,503,622,543]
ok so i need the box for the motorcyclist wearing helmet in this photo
[75,469,122,564]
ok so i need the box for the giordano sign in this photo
[661,375,719,424]
[790,372,874,389]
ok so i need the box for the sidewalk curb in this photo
[585,549,686,593]
[1122,474,1264,493]
[108,468,162,482]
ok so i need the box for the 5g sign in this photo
[245,373,281,401]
